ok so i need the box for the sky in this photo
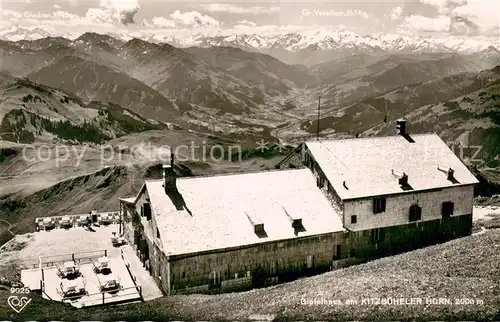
[0,0,498,40]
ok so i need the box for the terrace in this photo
[0,223,164,307]
[21,249,141,308]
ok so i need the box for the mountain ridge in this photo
[1,29,499,65]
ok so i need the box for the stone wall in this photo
[164,212,472,296]
[344,185,475,231]
[167,231,348,295]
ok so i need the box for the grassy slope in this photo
[1,229,499,321]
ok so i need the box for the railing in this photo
[40,280,53,300]
[60,284,141,306]
[2,250,109,273]
[120,248,142,298]
[39,249,108,267]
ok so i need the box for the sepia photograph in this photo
[0,0,499,320]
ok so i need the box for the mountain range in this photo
[0,32,499,167]
[1,28,500,65]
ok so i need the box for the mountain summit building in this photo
[118,119,478,295]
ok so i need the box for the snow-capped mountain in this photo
[187,31,499,55]
[3,26,499,65]
[1,27,498,55]
[0,26,52,41]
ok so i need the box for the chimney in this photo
[396,119,407,136]
[392,169,408,185]
[438,165,455,181]
[398,173,408,186]
[447,168,455,181]
[162,164,176,193]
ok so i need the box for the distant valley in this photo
[0,32,498,148]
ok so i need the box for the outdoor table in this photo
[61,277,85,296]
[100,213,111,224]
[96,257,109,271]
[98,257,109,267]
[63,261,77,275]
[77,215,88,226]
[112,235,126,246]
[60,216,71,227]
[99,273,120,290]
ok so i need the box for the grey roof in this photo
[305,133,478,200]
[145,168,345,255]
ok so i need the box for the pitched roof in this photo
[145,169,345,255]
[305,133,478,200]
[119,197,136,204]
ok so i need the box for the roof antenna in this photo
[384,100,388,123]
[316,95,321,141]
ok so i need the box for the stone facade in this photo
[120,191,472,296]
[343,185,474,231]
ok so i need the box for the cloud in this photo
[421,0,467,14]
[200,4,280,14]
[170,10,221,28]
[390,6,403,20]
[402,15,451,32]
[360,11,371,19]
[236,20,256,27]
[417,0,499,35]
[151,16,176,28]
[53,4,62,9]
[99,0,140,24]
[85,8,115,24]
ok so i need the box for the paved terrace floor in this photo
[41,258,139,308]
[7,224,162,305]
[121,245,164,301]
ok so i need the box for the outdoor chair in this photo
[98,273,121,292]
[42,218,55,230]
[60,216,72,228]
[99,213,112,225]
[92,256,111,274]
[111,232,126,247]
[58,277,86,298]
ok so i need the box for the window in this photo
[144,202,151,221]
[409,204,422,222]
[317,175,324,188]
[210,271,220,284]
[371,228,384,243]
[442,201,454,218]
[333,245,341,260]
[156,228,160,239]
[373,197,387,214]
[306,255,314,268]
[351,215,357,224]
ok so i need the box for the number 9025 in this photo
[10,287,30,294]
